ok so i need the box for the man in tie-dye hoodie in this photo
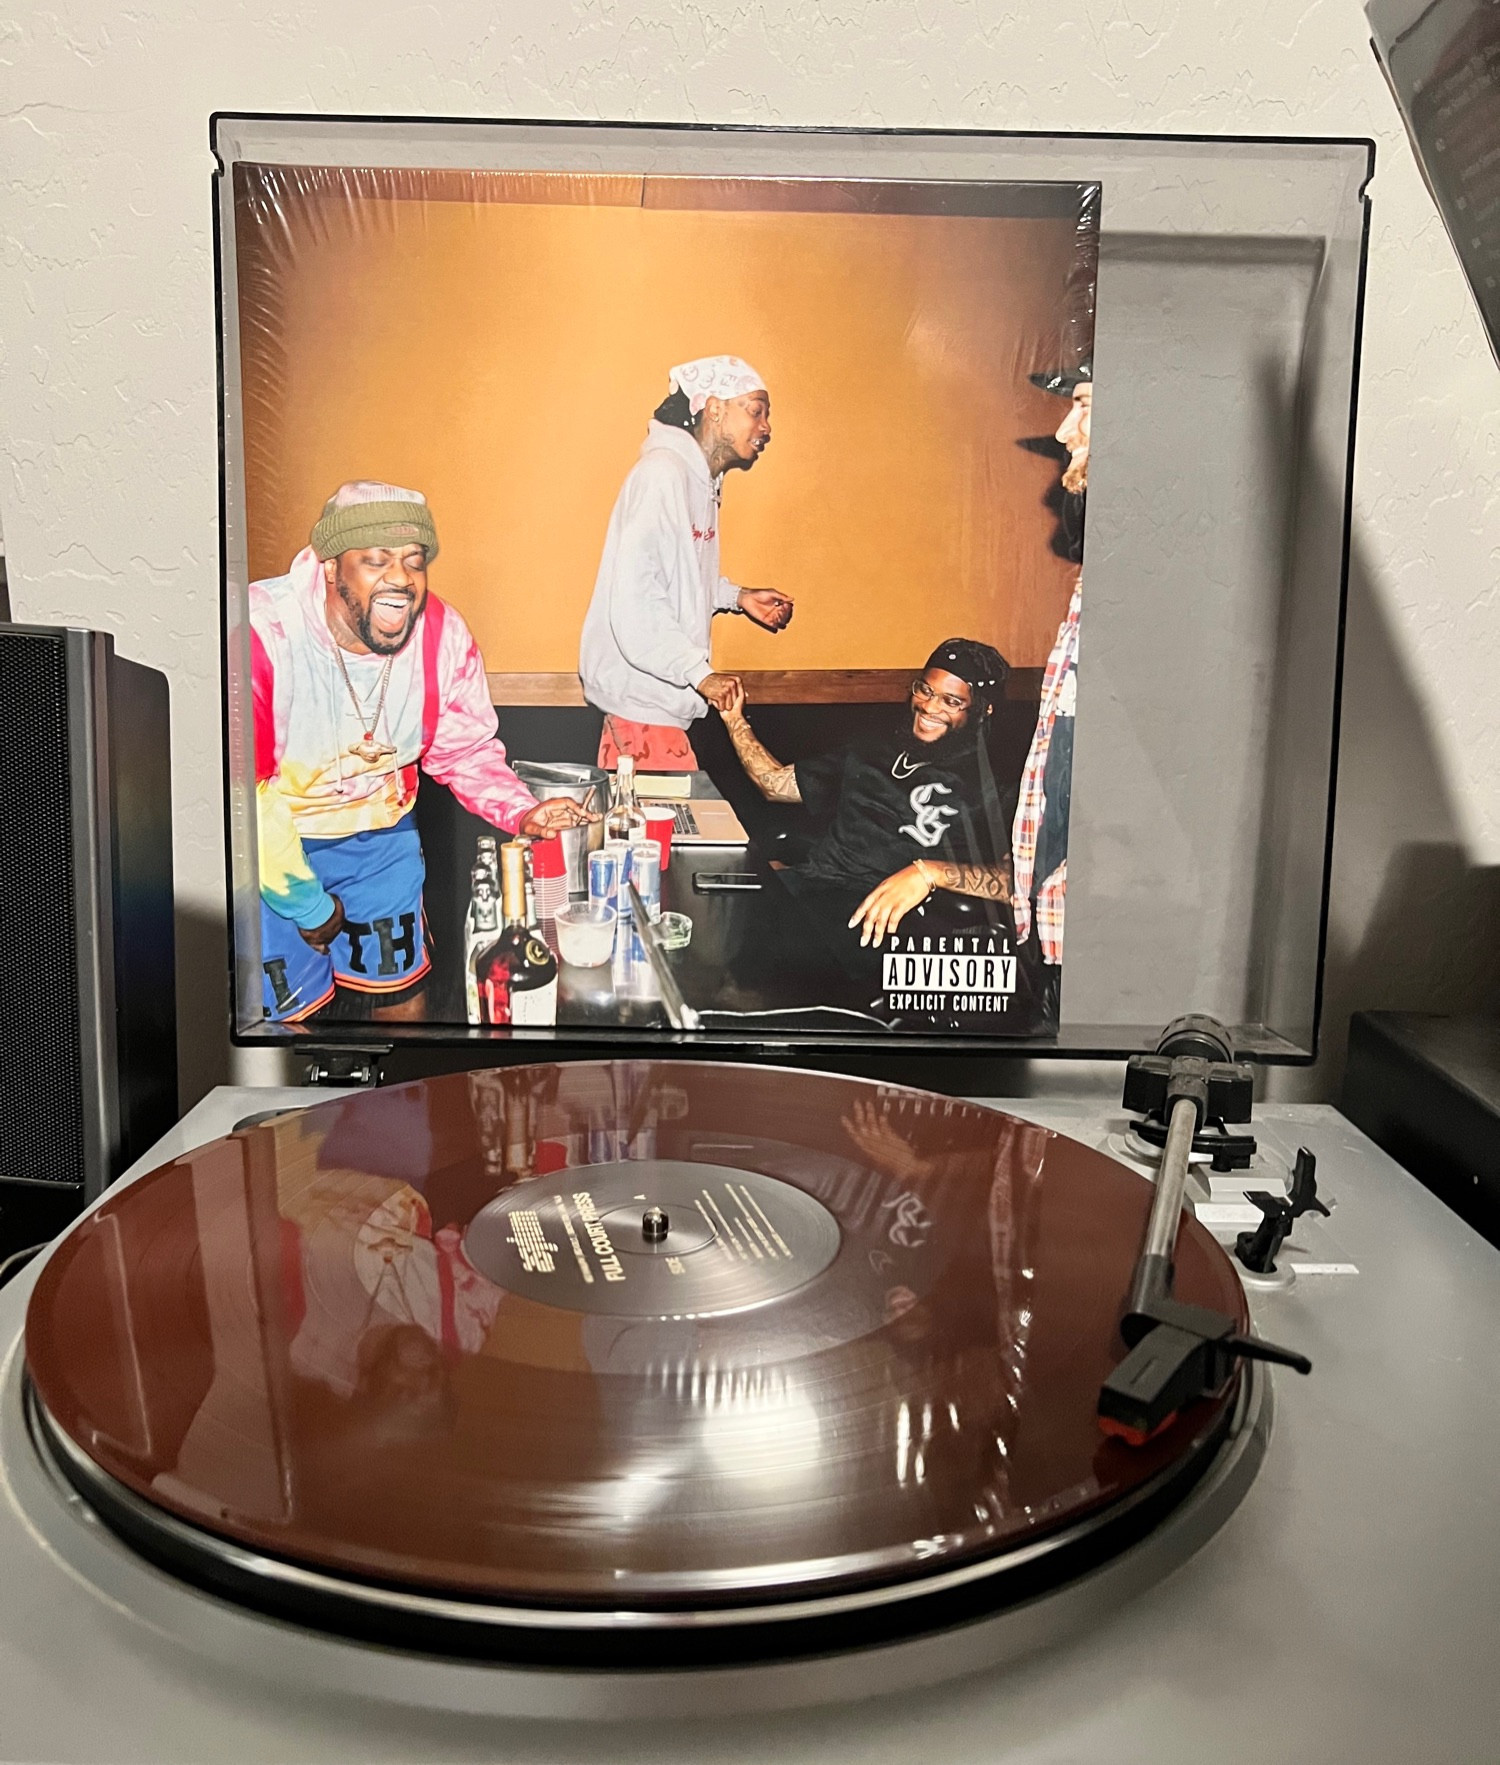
[252,481,591,1024]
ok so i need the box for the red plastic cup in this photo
[530,834,567,880]
[643,808,675,871]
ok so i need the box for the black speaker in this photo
[0,624,176,1257]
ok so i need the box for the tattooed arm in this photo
[850,858,1014,946]
[720,678,803,804]
[914,858,1013,905]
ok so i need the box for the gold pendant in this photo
[349,737,395,764]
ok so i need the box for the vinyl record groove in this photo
[24,1063,1251,1654]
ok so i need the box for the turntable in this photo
[15,1058,1272,1692]
[4,1062,1500,1760]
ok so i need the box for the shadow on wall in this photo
[1276,521,1500,1103]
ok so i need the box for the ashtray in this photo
[658,911,693,951]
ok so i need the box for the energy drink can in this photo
[624,841,662,923]
[589,845,625,910]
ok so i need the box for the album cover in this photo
[227,157,1098,1039]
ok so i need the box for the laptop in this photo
[638,771,750,847]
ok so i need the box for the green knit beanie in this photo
[310,481,439,563]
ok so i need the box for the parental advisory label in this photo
[881,933,1016,1015]
[881,945,1014,995]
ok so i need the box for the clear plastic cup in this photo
[554,901,617,967]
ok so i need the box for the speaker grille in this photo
[0,631,87,1186]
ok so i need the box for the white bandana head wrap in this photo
[668,355,767,416]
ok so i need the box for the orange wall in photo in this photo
[236,172,1088,676]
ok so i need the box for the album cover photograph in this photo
[227,160,1098,1038]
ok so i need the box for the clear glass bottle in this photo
[466,837,500,976]
[477,841,558,1026]
[520,839,538,928]
[465,862,500,1024]
[604,754,648,846]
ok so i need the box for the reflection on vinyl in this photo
[24,1064,1249,1620]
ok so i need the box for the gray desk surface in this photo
[1,1086,1497,1763]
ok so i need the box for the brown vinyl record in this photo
[24,1064,1248,1615]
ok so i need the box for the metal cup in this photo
[513,762,606,895]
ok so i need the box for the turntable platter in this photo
[23,1063,1251,1654]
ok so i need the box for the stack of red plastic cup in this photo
[530,833,569,924]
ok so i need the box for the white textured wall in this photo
[2,2,1497,1103]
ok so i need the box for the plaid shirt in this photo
[1012,578,1080,964]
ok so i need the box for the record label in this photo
[462,1159,840,1317]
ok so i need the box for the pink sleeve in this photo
[419,598,538,835]
[251,626,279,783]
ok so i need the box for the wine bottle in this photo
[477,841,558,1026]
[604,754,648,846]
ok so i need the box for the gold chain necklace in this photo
[331,641,396,764]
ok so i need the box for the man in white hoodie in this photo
[579,355,794,771]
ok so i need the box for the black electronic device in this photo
[1101,1015,1311,1441]
[0,625,176,1259]
[1343,1012,1500,1249]
[1123,1015,1259,1172]
[691,872,763,894]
